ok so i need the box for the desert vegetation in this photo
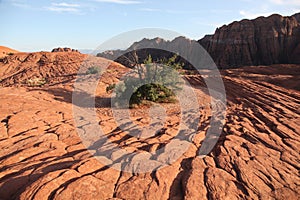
[86,66,102,74]
[25,77,47,87]
[107,53,183,107]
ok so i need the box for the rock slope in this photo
[0,50,299,199]
[0,46,19,59]
[0,50,122,87]
[0,51,85,86]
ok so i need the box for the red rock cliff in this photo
[199,13,300,68]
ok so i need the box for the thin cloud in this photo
[45,2,82,13]
[292,9,300,13]
[196,21,224,28]
[239,10,273,19]
[94,0,141,4]
[269,0,300,6]
[46,6,79,12]
[52,3,81,8]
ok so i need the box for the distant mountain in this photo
[97,37,206,70]
[78,49,97,55]
[97,13,300,69]
[98,49,125,60]
[97,37,171,61]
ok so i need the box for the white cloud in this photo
[196,21,223,27]
[45,2,82,13]
[239,10,274,19]
[46,6,79,12]
[269,0,300,6]
[52,3,81,8]
[93,0,141,4]
[292,9,300,13]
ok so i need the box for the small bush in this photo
[129,83,175,105]
[26,77,46,87]
[116,59,182,107]
[111,54,183,108]
[106,83,116,93]
[86,66,101,74]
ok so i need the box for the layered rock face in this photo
[199,13,300,68]
[98,13,300,69]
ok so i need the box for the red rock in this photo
[199,13,300,68]
[0,46,299,200]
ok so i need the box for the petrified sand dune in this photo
[0,51,124,87]
[0,46,19,59]
[0,51,299,199]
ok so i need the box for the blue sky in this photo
[0,0,299,52]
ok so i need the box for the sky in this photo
[0,0,299,52]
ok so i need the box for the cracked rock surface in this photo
[0,52,299,200]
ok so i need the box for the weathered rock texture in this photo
[0,51,122,87]
[0,51,84,86]
[0,46,19,59]
[199,13,300,68]
[0,50,299,199]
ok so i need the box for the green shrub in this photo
[86,66,101,74]
[106,83,116,93]
[26,77,46,87]
[129,83,175,105]
[114,54,183,108]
